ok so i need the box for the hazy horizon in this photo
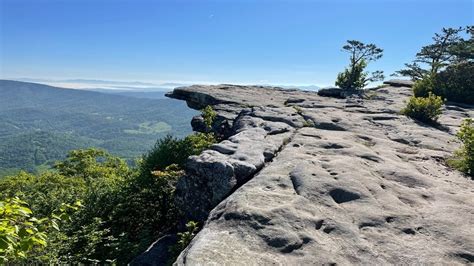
[1,77,325,91]
[1,0,472,87]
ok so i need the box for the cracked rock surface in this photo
[166,82,474,265]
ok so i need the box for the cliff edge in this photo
[164,81,473,265]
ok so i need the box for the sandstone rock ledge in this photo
[165,81,473,265]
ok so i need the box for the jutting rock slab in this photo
[165,81,473,265]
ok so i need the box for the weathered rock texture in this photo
[166,81,473,265]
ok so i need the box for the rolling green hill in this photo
[0,80,197,176]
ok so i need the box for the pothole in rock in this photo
[402,228,416,235]
[329,188,361,204]
[321,143,347,149]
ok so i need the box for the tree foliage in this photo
[55,149,130,181]
[0,171,87,218]
[448,26,474,63]
[0,197,81,263]
[396,26,472,80]
[397,26,473,104]
[0,129,216,264]
[335,40,384,90]
[431,61,474,104]
[0,197,48,262]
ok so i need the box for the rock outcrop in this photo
[164,81,473,265]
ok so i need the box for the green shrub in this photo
[292,106,303,115]
[0,149,130,263]
[139,133,216,178]
[448,119,474,177]
[185,133,217,155]
[412,75,435,98]
[434,62,474,104]
[54,148,130,181]
[0,132,217,264]
[168,221,199,264]
[139,135,191,176]
[201,106,217,130]
[0,171,87,217]
[412,63,473,104]
[0,197,81,263]
[65,165,183,263]
[335,40,384,90]
[68,133,214,263]
[402,92,444,124]
[302,120,314,127]
[0,197,49,262]
[336,60,368,90]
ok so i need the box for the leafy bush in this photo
[0,197,48,262]
[0,149,130,263]
[448,119,474,177]
[139,133,216,178]
[335,40,384,90]
[139,135,191,176]
[0,171,87,217]
[185,133,217,155]
[168,221,199,264]
[201,106,217,130]
[397,26,473,104]
[67,133,215,263]
[433,62,474,104]
[0,197,80,263]
[402,92,444,124]
[54,148,130,181]
[336,60,369,90]
[412,75,435,98]
[0,130,217,264]
[412,63,474,104]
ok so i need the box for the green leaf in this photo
[0,238,10,250]
[51,220,59,231]
[18,228,29,237]
[31,237,47,247]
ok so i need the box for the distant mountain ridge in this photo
[0,80,196,176]
[13,78,188,90]
[11,78,321,91]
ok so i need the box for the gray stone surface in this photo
[165,83,473,265]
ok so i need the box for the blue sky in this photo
[1,0,472,86]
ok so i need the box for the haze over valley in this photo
[0,80,197,176]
